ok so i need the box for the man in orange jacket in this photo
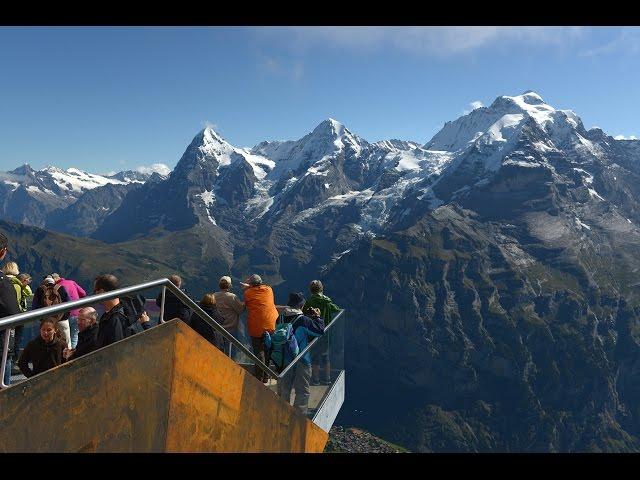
[241,274,278,383]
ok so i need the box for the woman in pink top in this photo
[51,273,87,349]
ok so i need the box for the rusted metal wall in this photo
[0,320,328,452]
[0,324,176,452]
[166,321,328,452]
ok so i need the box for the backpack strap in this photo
[291,314,304,329]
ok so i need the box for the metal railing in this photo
[277,309,344,378]
[0,278,284,388]
[0,277,345,390]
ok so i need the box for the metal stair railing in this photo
[0,278,280,388]
[0,277,345,396]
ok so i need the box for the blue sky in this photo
[1,26,639,174]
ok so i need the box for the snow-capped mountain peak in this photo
[202,125,230,148]
[309,118,364,151]
[425,91,585,154]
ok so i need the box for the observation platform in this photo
[0,278,345,452]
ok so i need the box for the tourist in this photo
[0,233,20,386]
[213,276,245,355]
[93,274,128,349]
[3,262,26,381]
[192,293,227,353]
[240,274,278,383]
[13,273,33,372]
[156,274,191,323]
[63,307,99,361]
[31,276,71,349]
[51,273,87,349]
[16,273,33,311]
[17,316,66,378]
[304,280,341,385]
[276,293,325,415]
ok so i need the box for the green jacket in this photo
[9,276,31,312]
[303,293,340,325]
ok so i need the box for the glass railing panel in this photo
[273,310,345,419]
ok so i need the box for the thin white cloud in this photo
[256,27,585,57]
[614,134,638,140]
[463,100,484,115]
[581,28,640,57]
[135,163,171,176]
[203,120,218,131]
[257,54,305,81]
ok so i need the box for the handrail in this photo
[162,282,280,379]
[0,277,344,386]
[0,277,279,382]
[0,278,169,330]
[277,309,344,379]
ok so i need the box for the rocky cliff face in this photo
[322,202,640,451]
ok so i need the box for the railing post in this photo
[159,286,166,324]
[0,329,11,389]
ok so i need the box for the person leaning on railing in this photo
[156,274,191,323]
[240,274,278,383]
[192,293,228,354]
[303,280,341,385]
[275,293,325,415]
[213,276,245,351]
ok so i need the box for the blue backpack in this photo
[267,315,302,372]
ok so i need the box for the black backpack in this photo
[120,295,146,337]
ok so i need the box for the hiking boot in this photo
[310,377,321,386]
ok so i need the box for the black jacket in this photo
[190,304,227,352]
[156,289,191,323]
[18,335,66,377]
[95,303,128,349]
[119,295,146,336]
[68,323,99,360]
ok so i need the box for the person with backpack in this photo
[240,274,278,383]
[12,272,33,374]
[120,293,149,335]
[51,273,87,350]
[32,276,71,349]
[303,280,341,385]
[63,307,99,362]
[93,274,129,349]
[155,274,191,323]
[0,233,20,387]
[17,316,66,378]
[16,273,33,311]
[267,293,325,415]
